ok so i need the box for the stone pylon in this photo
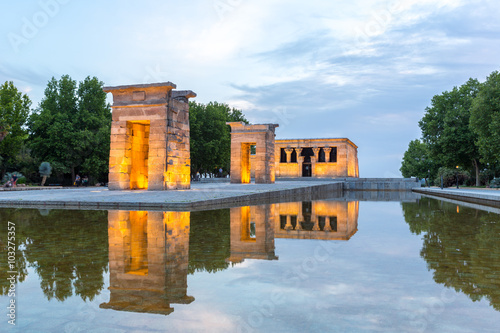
[104,82,196,190]
[226,122,279,184]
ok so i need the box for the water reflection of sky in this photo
[1,199,500,332]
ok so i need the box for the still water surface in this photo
[1,195,500,332]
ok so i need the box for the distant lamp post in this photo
[456,166,459,189]
[428,169,430,188]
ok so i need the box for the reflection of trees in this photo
[0,208,109,301]
[188,209,230,274]
[402,198,500,311]
[0,209,30,295]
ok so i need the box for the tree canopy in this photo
[399,139,433,179]
[470,71,500,165]
[0,81,31,176]
[189,101,248,175]
[403,70,500,186]
[418,78,482,185]
[28,75,111,183]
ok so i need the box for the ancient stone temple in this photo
[226,122,279,184]
[104,82,196,190]
[250,138,359,178]
[275,139,359,178]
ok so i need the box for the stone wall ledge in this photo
[413,187,500,207]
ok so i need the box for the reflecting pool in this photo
[1,195,500,332]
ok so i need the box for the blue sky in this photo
[1,0,499,177]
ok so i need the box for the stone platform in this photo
[0,186,63,191]
[0,181,343,211]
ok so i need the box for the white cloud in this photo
[1,0,499,177]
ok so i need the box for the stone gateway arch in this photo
[104,82,196,191]
[226,122,279,184]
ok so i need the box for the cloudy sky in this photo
[1,0,499,177]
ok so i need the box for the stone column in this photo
[312,215,320,231]
[312,147,320,163]
[323,147,332,162]
[296,148,304,178]
[324,216,332,231]
[311,147,320,177]
[284,148,293,163]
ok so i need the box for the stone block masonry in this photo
[104,82,196,191]
[226,122,279,184]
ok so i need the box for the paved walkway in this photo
[0,181,343,211]
[413,187,500,207]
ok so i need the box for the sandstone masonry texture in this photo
[104,82,196,190]
[226,122,279,184]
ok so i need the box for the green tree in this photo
[419,79,482,185]
[470,71,500,165]
[28,75,111,183]
[189,101,248,175]
[400,139,434,179]
[75,76,112,181]
[0,81,31,177]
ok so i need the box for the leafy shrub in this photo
[434,167,470,187]
[16,177,26,185]
[490,178,500,188]
[39,162,52,176]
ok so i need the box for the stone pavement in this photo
[413,187,500,207]
[0,180,343,211]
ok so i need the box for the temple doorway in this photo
[302,163,312,177]
[128,121,150,189]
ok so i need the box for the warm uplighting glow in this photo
[102,210,193,315]
[241,143,252,184]
[275,200,359,240]
[240,206,255,242]
[227,205,278,263]
[128,121,150,190]
[457,206,460,213]
[126,211,148,275]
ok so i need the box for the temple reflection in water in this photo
[275,200,358,240]
[100,211,194,315]
[101,200,359,315]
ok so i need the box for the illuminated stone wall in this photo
[101,210,193,315]
[104,82,196,190]
[226,122,279,184]
[274,200,359,240]
[227,205,278,263]
[274,138,359,178]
